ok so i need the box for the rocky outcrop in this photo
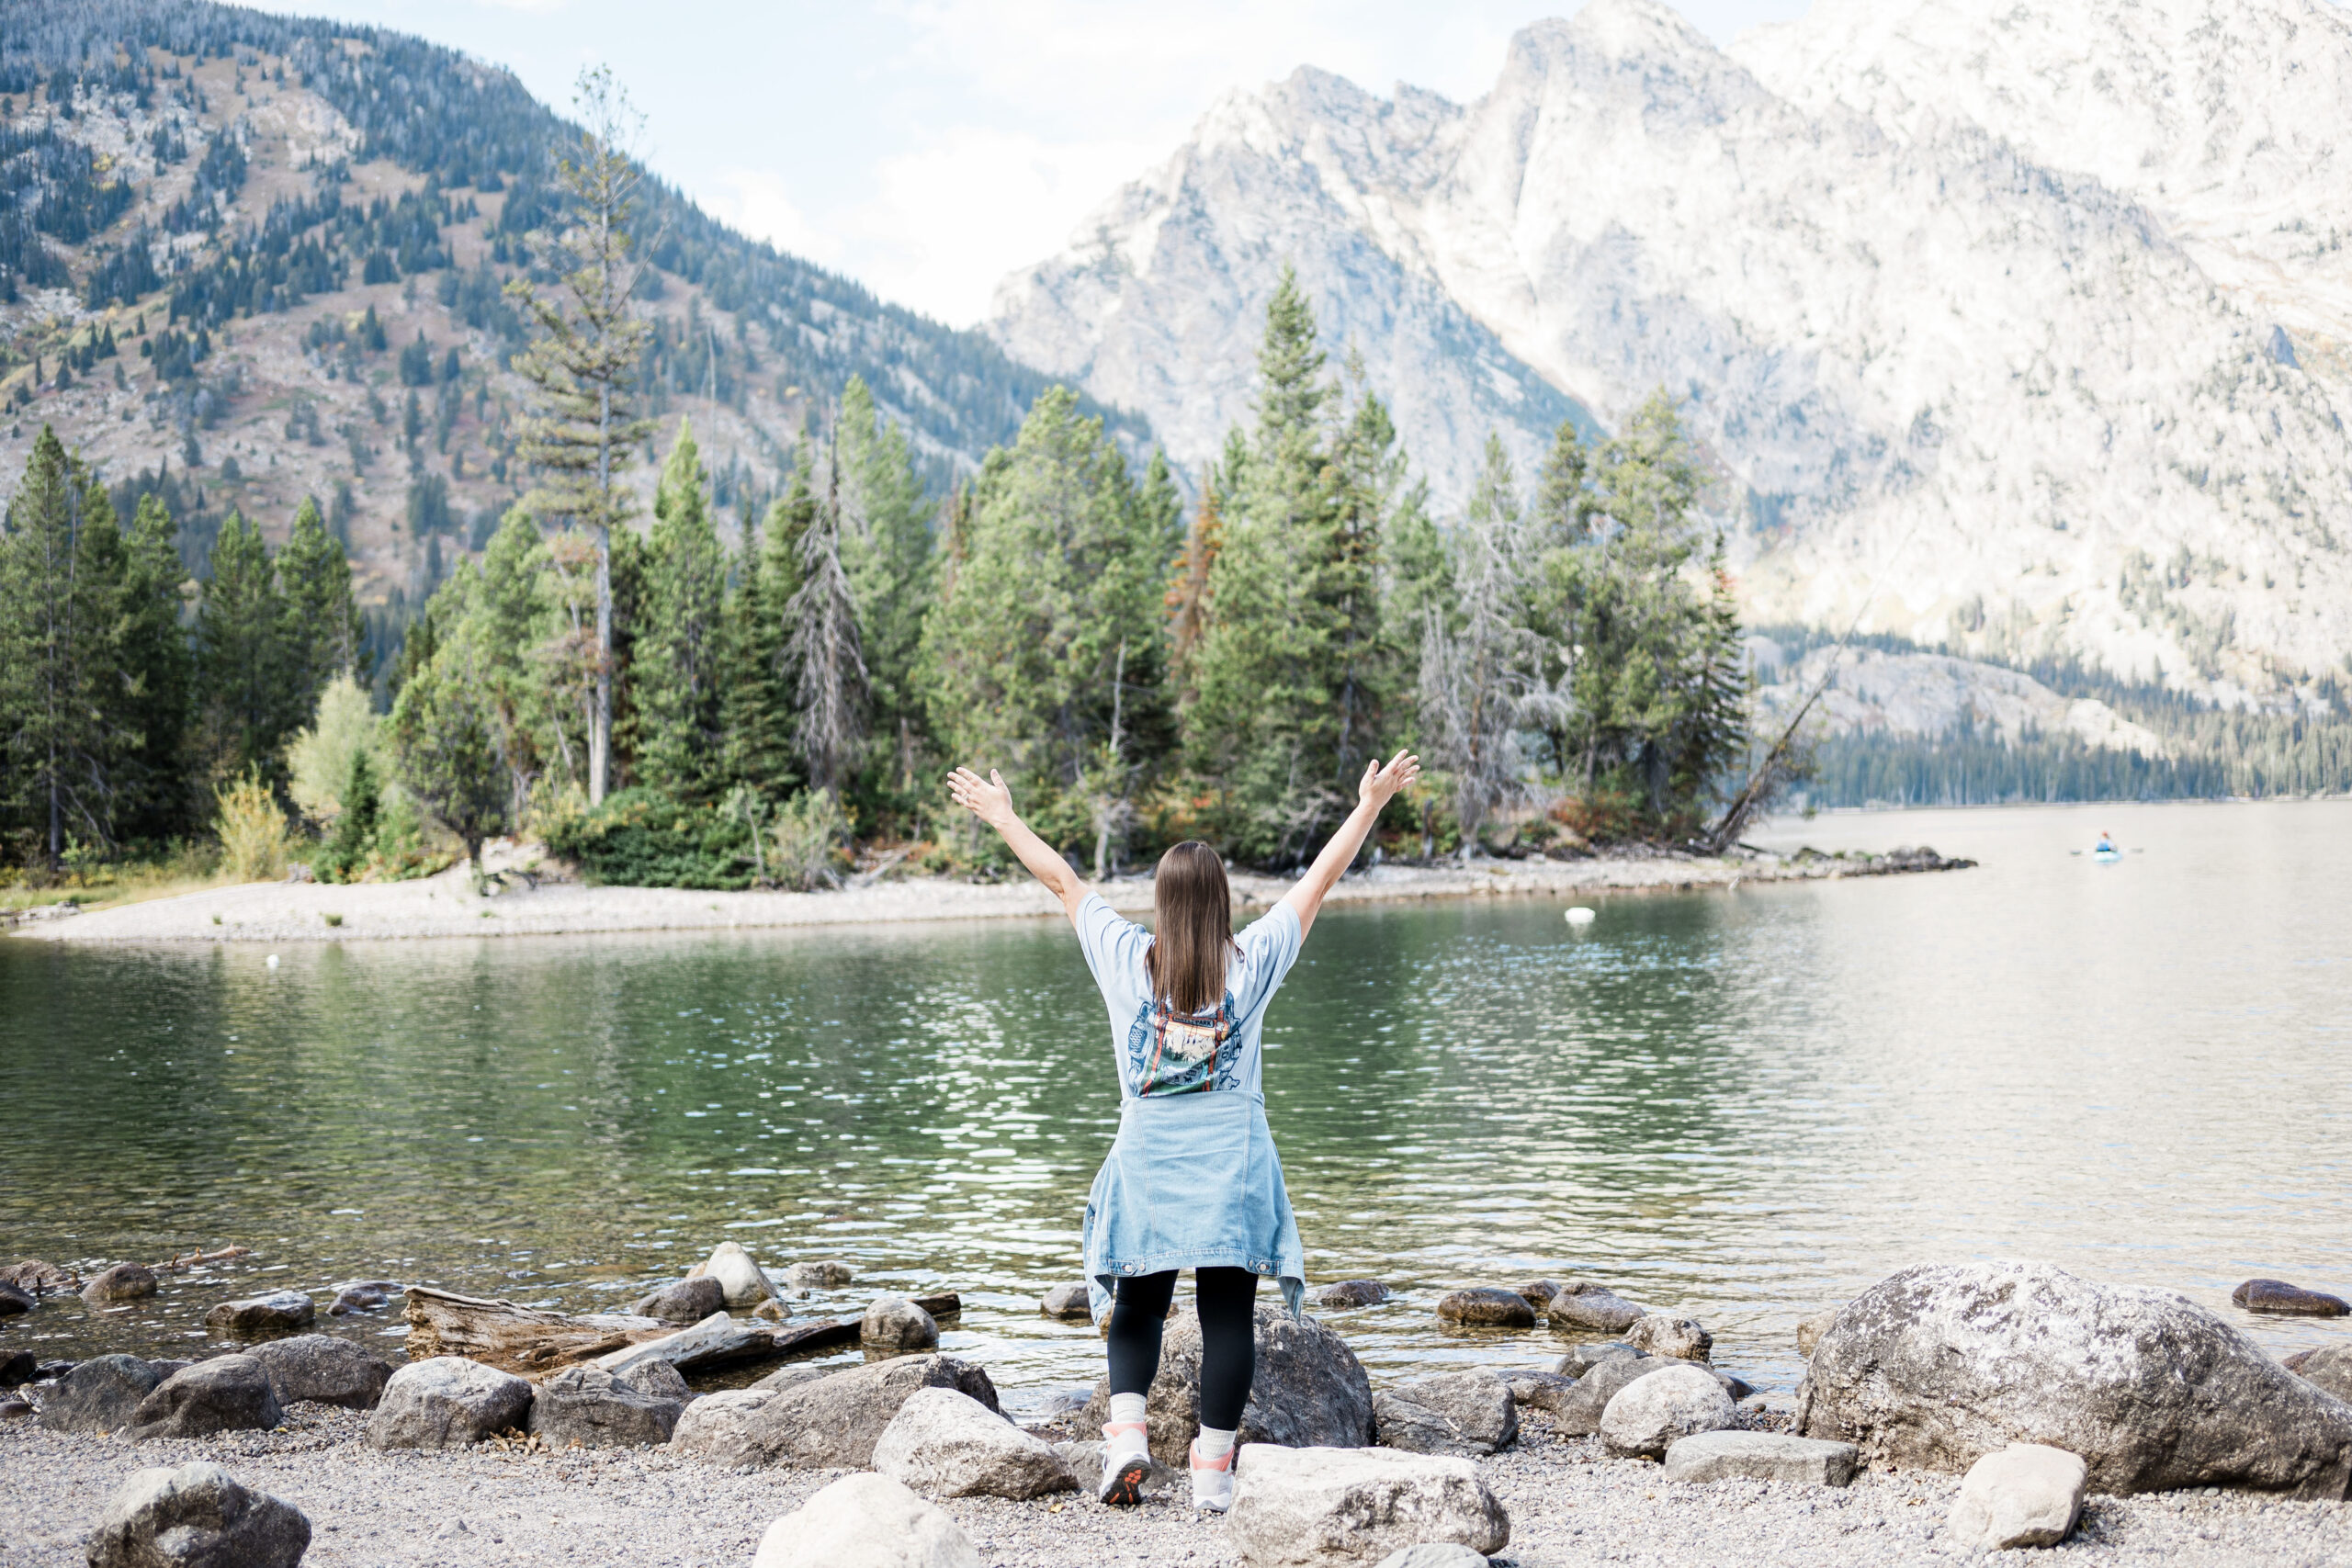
[1227,1445,1510,1568]
[1081,1306,1374,1469]
[1546,1282,1645,1334]
[751,1472,978,1568]
[39,1355,161,1434]
[632,1277,726,1324]
[527,1364,684,1448]
[1374,1370,1518,1456]
[695,1354,1000,1471]
[1665,1430,1860,1488]
[1947,1444,2088,1551]
[244,1334,394,1408]
[1599,1362,1735,1459]
[1435,1288,1535,1329]
[126,1356,284,1440]
[863,1296,940,1354]
[2233,1280,2349,1317]
[85,1462,309,1568]
[368,1356,533,1450]
[1800,1261,2352,1496]
[873,1387,1079,1499]
[204,1291,315,1338]
[80,1263,159,1303]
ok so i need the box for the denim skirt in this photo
[1080,1089,1306,1325]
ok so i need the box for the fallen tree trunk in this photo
[595,1311,777,1375]
[403,1287,671,1374]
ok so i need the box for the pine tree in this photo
[113,491,195,842]
[718,474,808,798]
[832,376,935,811]
[785,444,868,801]
[195,511,293,789]
[637,419,729,801]
[277,493,364,720]
[390,564,508,871]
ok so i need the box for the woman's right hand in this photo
[1358,750,1422,811]
[947,766,1019,830]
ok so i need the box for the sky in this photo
[273,1,1812,328]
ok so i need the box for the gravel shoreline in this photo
[6,1402,2344,1567]
[10,845,1963,945]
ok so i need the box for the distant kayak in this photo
[2092,846,2123,863]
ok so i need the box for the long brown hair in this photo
[1146,840,1234,1016]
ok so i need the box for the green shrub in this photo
[543,787,754,889]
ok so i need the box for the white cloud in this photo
[707,168,842,273]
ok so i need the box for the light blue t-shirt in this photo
[1075,893,1303,1100]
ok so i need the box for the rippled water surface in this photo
[4,799,2347,1406]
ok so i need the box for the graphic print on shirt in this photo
[1124,994,1240,1097]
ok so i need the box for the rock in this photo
[0,1258,74,1294]
[1039,1281,1091,1321]
[670,1387,778,1459]
[1227,1445,1510,1568]
[1372,1549,1489,1568]
[1512,1279,1564,1309]
[39,1354,161,1434]
[1599,1361,1736,1458]
[35,1359,78,1380]
[1051,1439,1181,1495]
[616,1357,692,1404]
[1434,1287,1536,1329]
[751,1472,978,1568]
[147,1360,193,1382]
[528,1363,684,1448]
[1800,1259,2352,1496]
[1555,1341,1640,1374]
[367,1355,534,1450]
[204,1290,316,1338]
[85,1461,310,1568]
[1498,1369,1578,1416]
[1316,1280,1391,1309]
[1664,1430,1860,1487]
[873,1385,1080,1498]
[1710,1366,1758,1402]
[1625,1314,1713,1362]
[1374,1369,1518,1456]
[0,1348,35,1387]
[1081,1305,1375,1469]
[753,1297,788,1321]
[695,1353,1001,1470]
[80,1262,160,1304]
[0,1280,33,1315]
[243,1334,393,1408]
[326,1279,401,1315]
[1546,1280,1645,1334]
[752,1364,832,1393]
[863,1295,940,1353]
[1550,1355,1672,1437]
[2286,1344,2352,1403]
[593,1310,772,1376]
[1947,1443,2088,1551]
[0,1396,31,1419]
[633,1276,728,1324]
[1796,1305,1841,1359]
[2233,1278,2350,1317]
[699,1242,781,1310]
[785,1259,854,1291]
[125,1355,285,1440]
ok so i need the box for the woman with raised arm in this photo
[945,749,1421,1514]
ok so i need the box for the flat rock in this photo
[632,1276,727,1324]
[1948,1442,2088,1551]
[528,1363,684,1448]
[1373,1549,1489,1568]
[85,1461,309,1568]
[1801,1259,2352,1496]
[327,1280,401,1314]
[1435,1287,1536,1328]
[706,1353,1001,1470]
[698,1242,780,1310]
[873,1385,1079,1498]
[204,1290,316,1338]
[1374,1369,1519,1456]
[1039,1282,1092,1321]
[244,1334,393,1408]
[1227,1445,1510,1568]
[1625,1314,1712,1362]
[1498,1369,1578,1416]
[2233,1278,2350,1317]
[1796,1305,1841,1359]
[1546,1280,1645,1334]
[2286,1344,2352,1403]
[80,1262,159,1303]
[1664,1429,1860,1488]
[1082,1305,1374,1469]
[125,1355,284,1441]
[864,1295,940,1353]
[751,1472,978,1568]
[1316,1280,1391,1309]
[39,1354,161,1435]
[1550,1355,1672,1437]
[0,1280,33,1315]
[368,1355,533,1450]
[1600,1361,1736,1458]
[785,1259,854,1291]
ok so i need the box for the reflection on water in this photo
[3,799,2347,1405]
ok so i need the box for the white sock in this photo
[1105,1393,1148,1457]
[1109,1393,1148,1426]
[1195,1424,1236,1461]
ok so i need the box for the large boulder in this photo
[1227,1445,1510,1568]
[527,1364,684,1448]
[1624,1314,1712,1362]
[125,1355,284,1440]
[1374,1370,1518,1456]
[696,1242,780,1310]
[81,1262,160,1303]
[243,1334,393,1408]
[632,1276,727,1324]
[2289,1345,2352,1404]
[670,1387,778,1460]
[1081,1306,1374,1470]
[1546,1280,1645,1334]
[85,1462,309,1568]
[39,1354,161,1434]
[617,1357,693,1404]
[1665,1430,1860,1488]
[1799,1260,2352,1496]
[862,1296,940,1354]
[1434,1288,1534,1329]
[204,1291,315,1338]
[751,1472,978,1568]
[1947,1443,2087,1551]
[692,1353,999,1470]
[872,1386,1079,1499]
[2233,1279,2349,1317]
[1549,1355,1672,1437]
[368,1356,533,1450]
[1599,1362,1735,1459]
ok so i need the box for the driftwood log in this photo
[403,1287,673,1374]
[595,1311,778,1375]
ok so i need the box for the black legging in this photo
[1105,1266,1259,1431]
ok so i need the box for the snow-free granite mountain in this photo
[990,0,2352,703]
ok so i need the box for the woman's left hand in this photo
[1358,750,1421,810]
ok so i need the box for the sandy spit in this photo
[5,1403,2342,1567]
[10,847,1938,946]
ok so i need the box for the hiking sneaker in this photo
[1189,1439,1235,1513]
[1097,1426,1151,1506]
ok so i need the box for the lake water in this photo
[4,799,2347,1409]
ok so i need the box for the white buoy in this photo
[266,953,280,968]
[1565,907,1598,925]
